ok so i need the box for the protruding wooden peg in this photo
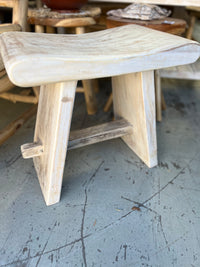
[21,142,44,159]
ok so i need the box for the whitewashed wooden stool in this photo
[0,25,199,205]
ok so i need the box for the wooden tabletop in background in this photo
[89,0,200,7]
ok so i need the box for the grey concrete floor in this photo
[0,78,200,267]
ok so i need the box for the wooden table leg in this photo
[112,71,157,168]
[23,81,77,205]
[35,25,45,33]
[35,0,45,33]
[104,93,113,112]
[155,70,162,122]
[46,26,56,34]
[12,0,28,31]
[75,26,97,115]
[161,91,166,110]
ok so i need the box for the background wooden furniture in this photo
[104,16,187,121]
[89,0,199,7]
[1,26,199,205]
[0,0,28,31]
[0,0,28,94]
[160,6,200,86]
[28,4,101,115]
[106,17,187,35]
[186,6,200,39]
[95,0,200,117]
[0,0,38,145]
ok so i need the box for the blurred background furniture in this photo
[160,6,200,91]
[89,0,199,6]
[186,6,200,39]
[0,0,28,96]
[0,0,38,146]
[104,15,187,121]
[28,2,101,115]
[106,17,186,34]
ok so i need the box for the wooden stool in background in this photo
[104,16,187,121]
[0,0,39,146]
[28,5,101,115]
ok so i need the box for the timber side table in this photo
[104,16,187,121]
[106,16,187,35]
[28,5,101,115]
[1,25,199,206]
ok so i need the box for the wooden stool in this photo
[104,16,187,121]
[1,25,199,205]
[28,5,101,115]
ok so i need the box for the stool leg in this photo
[35,25,45,33]
[33,81,77,205]
[186,15,196,39]
[46,26,56,34]
[93,78,99,93]
[35,0,45,33]
[82,80,98,115]
[112,71,157,168]
[75,26,85,35]
[104,93,113,112]
[75,27,97,115]
[155,70,162,122]
[161,92,166,110]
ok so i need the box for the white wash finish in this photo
[1,26,199,87]
[0,25,199,205]
[33,82,76,205]
[160,59,200,80]
[112,71,157,168]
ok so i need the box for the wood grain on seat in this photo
[0,25,199,87]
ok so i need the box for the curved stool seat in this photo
[0,25,199,206]
[1,25,199,87]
